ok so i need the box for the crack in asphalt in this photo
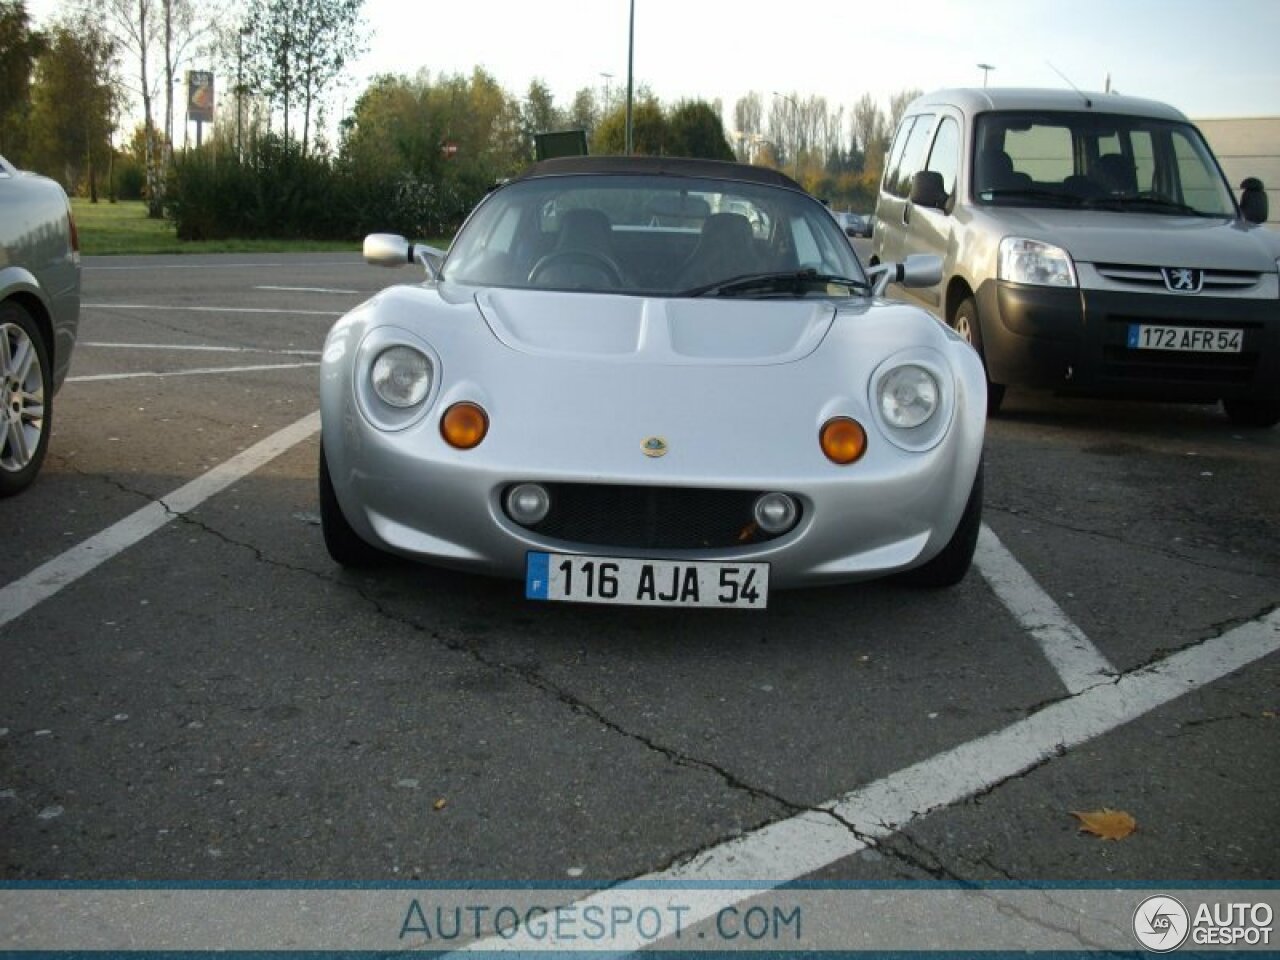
[64,487,1277,890]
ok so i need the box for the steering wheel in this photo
[528,250,626,287]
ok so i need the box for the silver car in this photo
[319,156,985,609]
[0,154,81,496]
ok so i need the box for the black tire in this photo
[319,443,388,566]
[1223,396,1280,429]
[0,301,53,498]
[952,296,1006,416]
[899,462,983,588]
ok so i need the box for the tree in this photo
[732,91,762,161]
[887,88,922,140]
[849,92,882,164]
[0,0,46,159]
[665,100,733,161]
[26,17,117,195]
[592,96,665,156]
[243,0,365,152]
[565,86,598,139]
[90,0,164,215]
[159,0,211,160]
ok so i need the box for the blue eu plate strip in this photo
[1127,324,1140,348]
[525,552,550,600]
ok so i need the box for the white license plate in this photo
[525,552,769,609]
[1127,324,1243,353]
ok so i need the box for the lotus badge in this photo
[642,436,668,458]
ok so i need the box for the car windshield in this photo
[443,173,868,297]
[973,111,1237,217]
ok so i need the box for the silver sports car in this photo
[319,157,986,609]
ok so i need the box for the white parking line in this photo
[255,285,358,294]
[85,261,359,271]
[0,411,320,631]
[69,362,319,383]
[83,303,342,316]
[81,342,322,356]
[457,607,1280,954]
[976,524,1116,693]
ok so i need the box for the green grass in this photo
[71,199,361,256]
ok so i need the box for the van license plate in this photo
[526,552,768,609]
[1127,324,1242,353]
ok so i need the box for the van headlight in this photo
[878,365,939,429]
[998,237,1078,288]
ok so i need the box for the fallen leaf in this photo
[1071,808,1137,841]
[433,798,447,811]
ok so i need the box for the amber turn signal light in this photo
[441,402,489,449]
[820,417,867,464]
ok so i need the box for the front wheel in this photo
[0,301,53,498]
[952,296,1005,416]
[1223,396,1280,429]
[319,443,389,566]
[898,462,983,588]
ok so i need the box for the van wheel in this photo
[0,301,53,498]
[953,296,1005,415]
[899,461,983,588]
[1223,396,1280,428]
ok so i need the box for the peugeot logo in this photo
[1162,267,1203,293]
[641,436,668,458]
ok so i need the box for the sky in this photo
[25,0,1280,130]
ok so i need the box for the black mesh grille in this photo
[508,483,796,550]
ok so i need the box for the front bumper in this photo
[978,280,1280,403]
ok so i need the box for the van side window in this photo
[882,117,916,196]
[890,113,937,199]
[925,116,961,197]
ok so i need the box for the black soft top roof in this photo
[511,155,806,192]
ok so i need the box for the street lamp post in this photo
[773,91,800,180]
[600,72,614,114]
[977,63,995,88]
[625,0,635,154]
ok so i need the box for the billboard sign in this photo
[187,70,214,123]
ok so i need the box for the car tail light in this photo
[820,417,867,464]
[440,402,489,449]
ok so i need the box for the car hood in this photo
[974,208,1280,269]
[473,287,838,365]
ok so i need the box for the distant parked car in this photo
[830,210,871,238]
[319,155,985,608]
[0,154,81,496]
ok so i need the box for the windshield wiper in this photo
[680,269,871,298]
[1082,195,1206,216]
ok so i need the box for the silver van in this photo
[871,88,1279,426]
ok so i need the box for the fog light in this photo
[754,492,798,534]
[506,483,550,525]
[820,417,867,464]
[441,402,488,449]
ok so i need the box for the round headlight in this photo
[878,365,939,429]
[371,346,431,408]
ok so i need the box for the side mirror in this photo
[867,254,943,296]
[909,170,948,210]
[363,233,445,281]
[1239,177,1269,225]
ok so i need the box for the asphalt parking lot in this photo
[1,250,1277,891]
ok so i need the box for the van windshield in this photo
[972,111,1236,217]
